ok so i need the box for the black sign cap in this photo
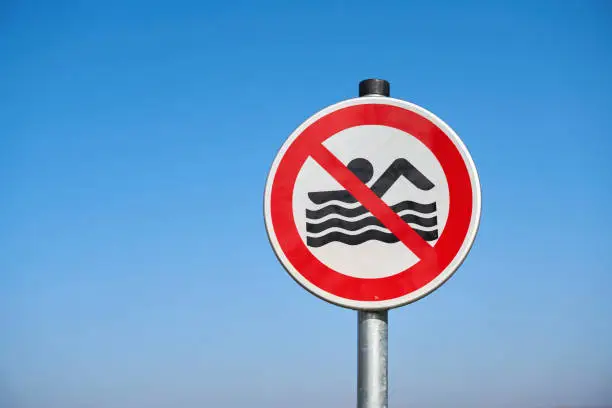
[359,79,390,97]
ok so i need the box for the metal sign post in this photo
[358,310,388,408]
[357,79,391,408]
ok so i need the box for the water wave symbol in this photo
[305,201,438,247]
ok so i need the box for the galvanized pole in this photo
[358,310,388,408]
[357,78,390,408]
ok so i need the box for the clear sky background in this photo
[1,1,611,407]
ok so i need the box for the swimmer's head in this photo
[347,158,373,183]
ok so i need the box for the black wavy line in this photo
[307,229,438,247]
[308,190,357,204]
[307,214,437,234]
[306,200,437,220]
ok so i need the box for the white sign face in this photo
[292,125,450,279]
[264,97,481,310]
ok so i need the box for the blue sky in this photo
[1,1,611,407]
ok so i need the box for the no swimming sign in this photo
[264,89,481,310]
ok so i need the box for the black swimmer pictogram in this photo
[306,158,438,247]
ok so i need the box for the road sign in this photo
[264,96,481,310]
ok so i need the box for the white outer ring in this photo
[263,96,482,310]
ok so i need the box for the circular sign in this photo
[264,96,481,310]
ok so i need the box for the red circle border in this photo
[270,103,473,301]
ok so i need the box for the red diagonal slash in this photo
[310,144,436,262]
